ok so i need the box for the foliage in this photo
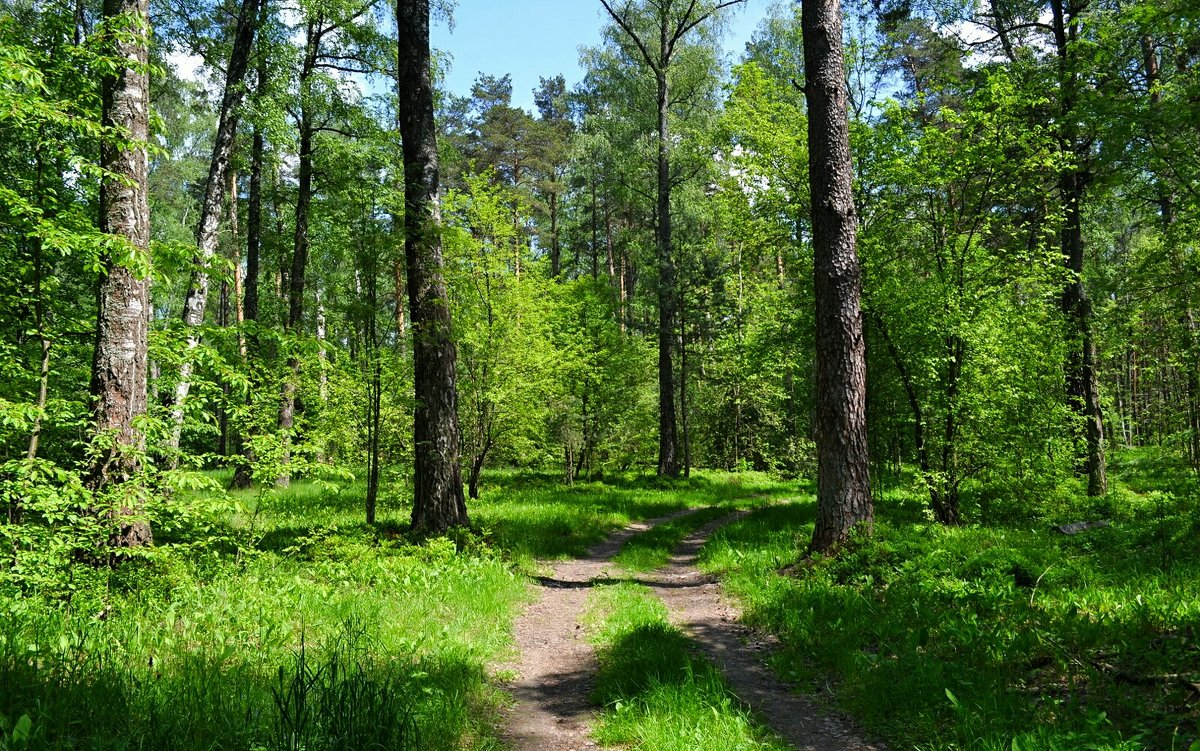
[700,457,1200,749]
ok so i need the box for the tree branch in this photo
[600,0,661,74]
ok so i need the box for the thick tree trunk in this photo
[802,0,873,554]
[89,0,153,546]
[398,0,468,533]
[167,0,260,460]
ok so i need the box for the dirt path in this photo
[499,508,700,751]
[645,511,884,751]
[499,506,883,751]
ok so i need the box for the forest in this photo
[0,0,1198,748]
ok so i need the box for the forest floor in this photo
[1,460,1197,750]
[499,501,880,751]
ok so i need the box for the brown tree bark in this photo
[802,0,873,554]
[89,0,153,546]
[167,0,262,460]
[398,0,468,532]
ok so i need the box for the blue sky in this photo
[431,0,776,111]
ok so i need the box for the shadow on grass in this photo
[0,625,490,751]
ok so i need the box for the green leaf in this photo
[13,713,31,742]
[945,688,960,708]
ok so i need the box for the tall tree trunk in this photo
[1051,0,1107,496]
[278,32,319,486]
[230,85,265,490]
[598,0,746,477]
[218,168,241,457]
[549,186,561,279]
[398,0,468,532]
[167,0,261,461]
[89,0,153,546]
[655,65,680,478]
[802,0,873,554]
[27,141,51,463]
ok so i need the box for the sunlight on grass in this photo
[584,583,792,751]
[699,456,1200,751]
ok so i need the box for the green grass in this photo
[8,459,1194,751]
[469,469,798,568]
[699,451,1200,750]
[585,583,792,751]
[613,505,733,572]
[0,468,803,751]
[0,474,525,751]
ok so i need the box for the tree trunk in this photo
[549,186,561,279]
[27,143,51,463]
[802,0,873,554]
[89,0,153,546]
[230,87,265,491]
[655,65,680,478]
[398,0,468,533]
[1051,0,1107,496]
[167,0,261,461]
[278,30,319,486]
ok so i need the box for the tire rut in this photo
[498,507,701,751]
[644,509,885,751]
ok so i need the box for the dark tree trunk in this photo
[877,315,961,524]
[1051,0,1107,496]
[27,142,50,464]
[654,66,680,478]
[89,0,153,546]
[802,0,873,554]
[599,0,748,479]
[549,187,561,279]
[468,446,489,501]
[278,28,319,486]
[230,78,265,491]
[168,0,261,459]
[398,0,468,533]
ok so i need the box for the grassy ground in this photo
[469,470,795,568]
[0,468,795,751]
[584,582,792,751]
[700,450,1200,750]
[2,460,1195,750]
[0,473,527,751]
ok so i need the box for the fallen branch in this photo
[1093,661,1200,694]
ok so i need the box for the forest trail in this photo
[498,507,701,750]
[645,511,884,751]
[499,506,883,751]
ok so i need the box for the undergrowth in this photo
[700,449,1200,750]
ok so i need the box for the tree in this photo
[166,0,263,462]
[1048,0,1108,496]
[802,0,873,553]
[88,0,153,546]
[397,0,468,532]
[599,0,746,478]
